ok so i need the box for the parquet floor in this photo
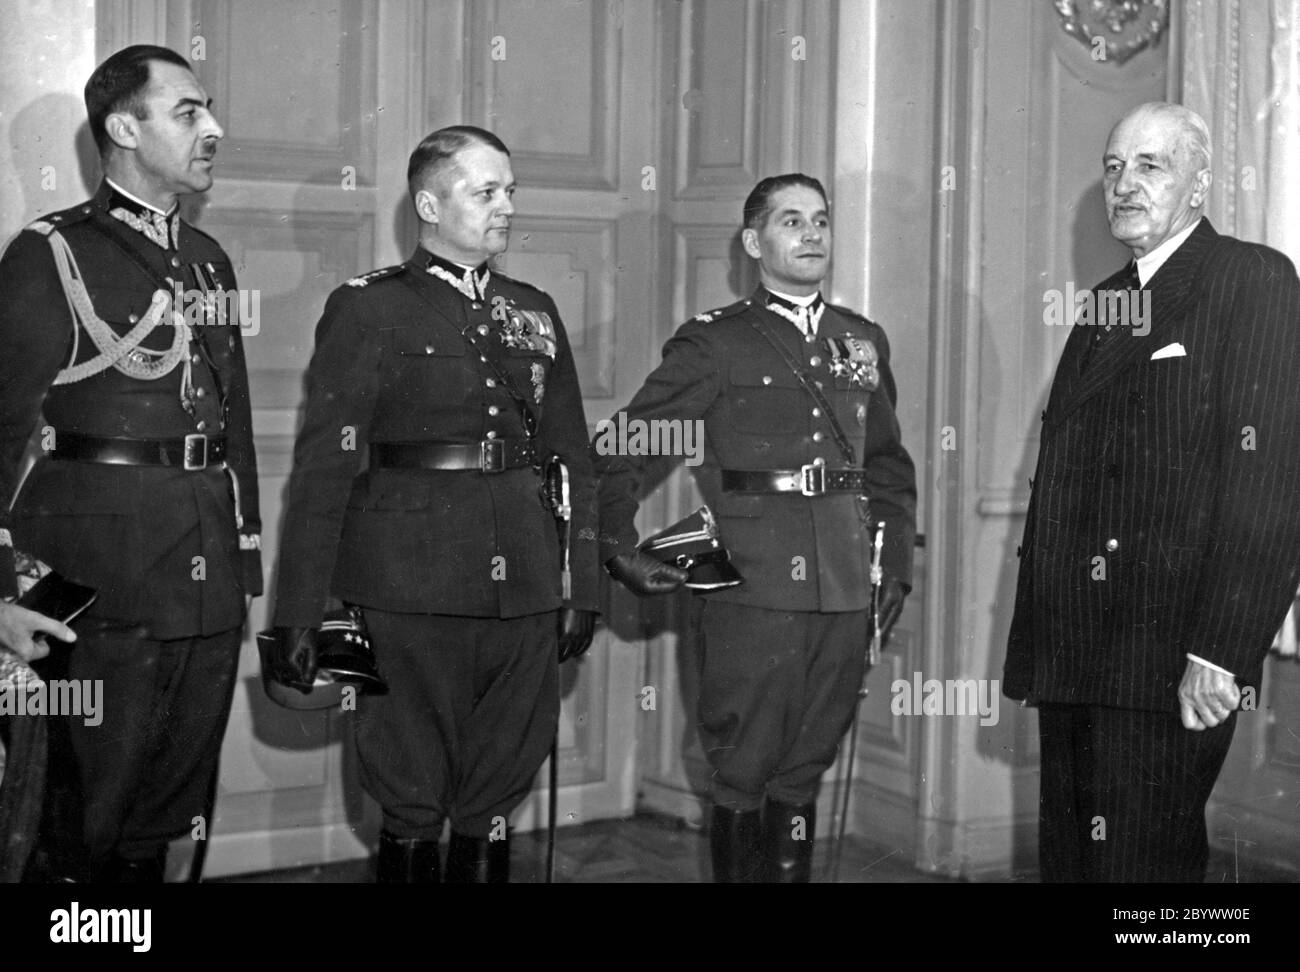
[219,812,956,884]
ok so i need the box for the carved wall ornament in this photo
[1054,0,1170,65]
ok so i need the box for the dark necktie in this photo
[1080,260,1140,373]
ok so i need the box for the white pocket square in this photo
[1150,342,1186,360]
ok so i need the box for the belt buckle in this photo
[479,438,505,473]
[183,433,209,471]
[800,462,826,496]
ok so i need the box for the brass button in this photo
[488,405,500,416]
[809,356,822,367]
[812,407,822,418]
[472,302,483,311]
[805,334,815,343]
[196,420,207,431]
[170,256,182,268]
[1105,538,1119,552]
[425,344,435,354]
[485,378,497,388]
[191,353,201,364]
[762,376,772,385]
[485,430,497,439]
[128,313,139,324]
[812,431,824,442]
[194,387,206,399]
[477,324,489,336]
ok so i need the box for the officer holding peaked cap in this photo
[596,174,917,883]
[266,126,599,884]
[636,506,743,592]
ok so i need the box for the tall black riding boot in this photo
[762,799,816,883]
[444,832,510,883]
[375,831,441,883]
[709,805,762,883]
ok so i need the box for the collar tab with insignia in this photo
[764,289,825,336]
[105,181,180,251]
[424,249,490,301]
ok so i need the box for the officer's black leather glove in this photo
[605,552,689,596]
[263,626,319,692]
[557,608,597,662]
[875,575,908,647]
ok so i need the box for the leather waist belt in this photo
[52,432,227,471]
[722,465,870,497]
[371,439,539,473]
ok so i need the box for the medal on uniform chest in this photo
[499,300,558,359]
[825,334,880,391]
[191,262,227,328]
[530,361,546,403]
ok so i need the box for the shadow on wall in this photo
[5,93,99,245]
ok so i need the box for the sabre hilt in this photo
[544,457,573,599]
[863,520,886,695]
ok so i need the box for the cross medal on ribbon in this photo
[825,335,881,391]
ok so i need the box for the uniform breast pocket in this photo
[84,286,176,350]
[727,362,804,434]
[387,327,466,361]
[383,328,472,405]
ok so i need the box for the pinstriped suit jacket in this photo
[1005,219,1300,712]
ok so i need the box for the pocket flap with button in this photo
[729,362,800,388]
[389,328,464,357]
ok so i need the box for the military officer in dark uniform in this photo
[596,174,917,882]
[267,125,599,883]
[0,45,263,882]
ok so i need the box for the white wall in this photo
[0,0,98,246]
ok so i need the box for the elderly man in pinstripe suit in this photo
[1005,102,1300,882]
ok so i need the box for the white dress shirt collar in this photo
[1135,217,1202,287]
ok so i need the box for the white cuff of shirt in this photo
[1186,652,1235,678]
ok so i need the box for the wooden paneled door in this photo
[95,0,662,877]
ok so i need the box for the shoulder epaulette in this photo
[826,302,873,324]
[691,297,752,325]
[491,269,547,295]
[826,302,881,331]
[24,204,94,237]
[345,264,406,288]
[180,219,224,249]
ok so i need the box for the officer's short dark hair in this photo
[408,126,511,200]
[742,174,829,229]
[85,45,192,155]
